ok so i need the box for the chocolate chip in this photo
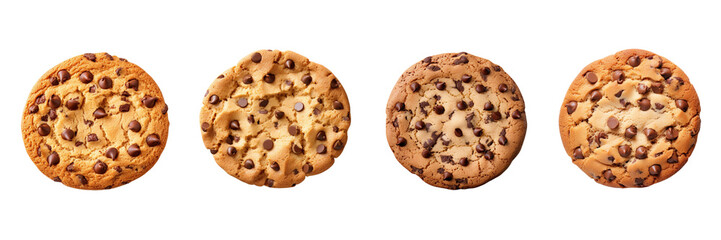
[650,82,664,94]
[423,56,432,63]
[126,79,139,90]
[644,128,657,140]
[454,128,463,137]
[396,137,407,146]
[649,164,661,176]
[79,71,94,83]
[441,172,453,181]
[456,158,468,167]
[161,104,168,115]
[146,134,161,147]
[456,101,467,110]
[98,77,113,89]
[675,99,688,112]
[229,120,240,130]
[473,128,482,137]
[475,84,486,93]
[333,101,344,110]
[603,169,616,181]
[589,90,602,101]
[238,159,253,169]
[628,56,641,67]
[453,56,469,65]
[119,104,130,112]
[227,146,237,156]
[263,139,274,150]
[636,84,648,94]
[415,121,425,130]
[316,145,327,154]
[635,146,648,159]
[286,125,299,136]
[47,152,60,166]
[294,102,304,112]
[242,75,253,84]
[435,82,446,90]
[28,105,39,114]
[86,133,98,142]
[461,74,472,83]
[498,84,508,93]
[49,76,59,85]
[66,162,75,172]
[637,98,651,111]
[573,147,584,159]
[566,101,577,114]
[270,162,280,171]
[612,70,625,83]
[481,67,491,76]
[660,68,672,79]
[105,148,118,160]
[38,123,51,136]
[65,98,80,110]
[333,140,344,150]
[330,79,340,89]
[272,110,284,119]
[428,65,440,71]
[618,145,631,157]
[484,151,494,160]
[624,126,637,138]
[615,90,624,98]
[91,108,107,119]
[665,127,679,140]
[433,105,445,114]
[607,116,619,129]
[585,72,598,84]
[283,59,295,69]
[297,163,312,174]
[410,82,421,92]
[143,96,158,108]
[83,53,96,62]
[77,174,88,185]
[47,109,57,120]
[114,166,122,172]
[490,111,502,121]
[653,103,664,110]
[315,131,327,141]
[476,144,486,153]
[93,161,108,174]
[421,149,431,158]
[506,110,520,120]
[265,179,274,187]
[236,98,248,108]
[499,135,508,145]
[61,129,75,141]
[480,102,492,111]
[394,102,405,111]
[263,74,275,83]
[668,151,679,163]
[128,120,141,132]
[127,144,141,157]
[251,52,262,63]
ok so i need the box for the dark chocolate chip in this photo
[442,172,453,181]
[330,79,340,89]
[421,149,431,158]
[484,151,494,160]
[566,101,577,114]
[456,101,467,110]
[618,145,631,157]
[603,169,616,181]
[106,148,119,160]
[573,147,584,159]
[473,128,482,137]
[628,56,641,67]
[227,146,237,156]
[229,120,240,130]
[47,152,60,166]
[461,74,472,83]
[94,161,108,174]
[285,59,295,69]
[396,137,407,147]
[127,144,141,157]
[454,128,463,137]
[93,108,107,119]
[415,121,425,130]
[612,70,625,83]
[675,99,688,112]
[251,52,262,63]
[61,129,75,141]
[270,162,280,171]
[333,140,344,150]
[589,90,602,101]
[316,131,326,141]
[79,71,94,83]
[83,53,96,61]
[242,75,253,84]
[665,127,679,140]
[649,164,661,176]
[635,146,648,159]
[244,159,254,169]
[498,84,508,93]
[476,144,486,153]
[483,102,493,111]
[119,104,130,112]
[475,84,486,93]
[410,82,420,92]
[301,75,312,85]
[435,82,446,90]
[638,98,651,111]
[98,77,113,89]
[146,134,161,147]
[433,105,445,114]
[625,126,637,138]
[143,96,158,108]
[333,101,344,110]
[637,84,648,94]
[263,74,275,83]
[128,120,141,132]
[644,128,657,140]
[65,98,80,110]
[651,82,664,94]
[86,133,98,142]
[126,79,139,90]
[395,102,405,111]
[512,110,522,119]
[77,174,88,185]
[660,68,672,79]
[38,123,51,136]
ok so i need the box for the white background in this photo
[1,0,718,239]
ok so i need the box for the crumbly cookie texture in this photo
[386,52,527,189]
[200,50,350,188]
[21,53,169,190]
[559,49,700,188]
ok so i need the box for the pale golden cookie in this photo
[200,50,351,188]
[21,53,170,190]
[559,49,700,188]
[386,52,527,189]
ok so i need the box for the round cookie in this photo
[559,49,700,188]
[386,52,527,189]
[200,50,350,188]
[21,53,170,190]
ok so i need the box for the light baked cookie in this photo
[559,49,700,188]
[200,50,350,188]
[386,52,527,189]
[21,53,169,190]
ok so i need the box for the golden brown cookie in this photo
[21,53,170,190]
[386,52,527,189]
[559,49,700,188]
[200,50,351,188]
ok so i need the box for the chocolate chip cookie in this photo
[21,53,170,190]
[559,49,700,188]
[386,52,527,189]
[200,50,350,188]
